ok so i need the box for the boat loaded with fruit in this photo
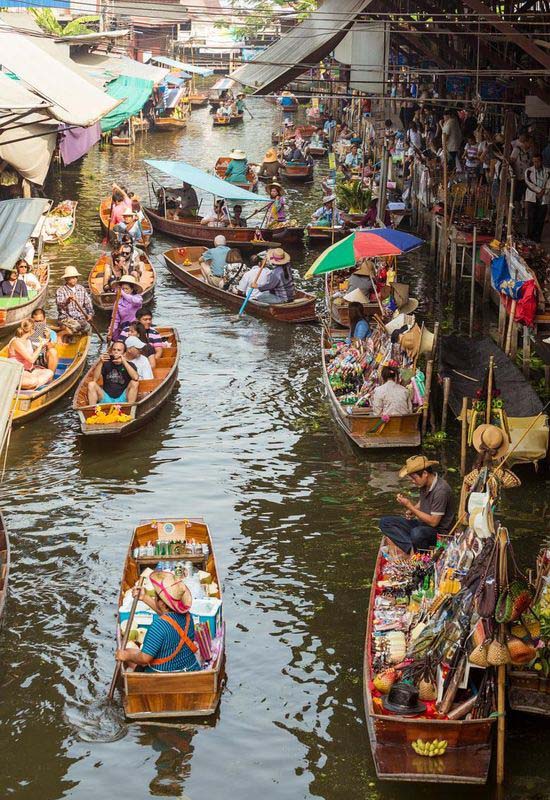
[364,420,533,784]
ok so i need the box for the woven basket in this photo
[469,641,489,668]
[487,638,511,666]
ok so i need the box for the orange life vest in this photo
[150,613,198,666]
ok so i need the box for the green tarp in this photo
[100,75,153,133]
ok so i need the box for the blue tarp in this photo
[145,159,265,202]
[151,56,214,77]
[0,198,50,271]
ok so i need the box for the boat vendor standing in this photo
[116,571,200,673]
[266,182,287,226]
[378,456,455,554]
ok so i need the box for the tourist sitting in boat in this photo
[56,266,93,337]
[254,248,294,304]
[119,236,143,279]
[218,101,232,118]
[199,234,230,287]
[110,276,143,342]
[118,309,167,361]
[266,183,287,226]
[200,199,230,228]
[225,150,248,184]
[30,307,59,373]
[222,248,247,292]
[259,148,280,179]
[124,335,154,380]
[16,260,40,292]
[116,570,200,674]
[344,145,362,171]
[167,182,199,217]
[372,365,412,417]
[110,184,131,226]
[119,320,157,367]
[231,205,247,227]
[7,319,54,389]
[345,293,371,343]
[103,251,128,292]
[311,195,343,227]
[378,455,455,554]
[360,196,391,228]
[0,268,28,298]
[237,260,272,299]
[87,341,139,406]
[113,208,142,245]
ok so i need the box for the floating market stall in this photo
[43,200,77,244]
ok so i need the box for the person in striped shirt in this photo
[118,308,168,351]
[116,571,200,673]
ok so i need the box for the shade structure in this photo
[150,55,214,77]
[0,198,51,270]
[305,229,424,278]
[145,159,266,203]
[101,76,154,133]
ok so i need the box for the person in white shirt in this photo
[439,110,462,169]
[525,154,550,242]
[16,260,41,291]
[125,336,154,380]
[21,239,35,266]
[372,366,412,417]
[237,263,271,300]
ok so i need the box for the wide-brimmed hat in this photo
[393,283,419,314]
[344,288,369,305]
[385,312,414,336]
[63,266,80,279]
[472,424,509,461]
[268,247,291,265]
[399,323,422,357]
[264,148,279,163]
[354,260,376,277]
[230,149,246,160]
[399,455,439,478]
[114,274,142,293]
[267,181,284,195]
[149,570,192,614]
[382,682,426,716]
[122,207,136,217]
[323,194,336,203]
[419,326,435,356]
[125,335,146,350]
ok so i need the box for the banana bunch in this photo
[411,738,448,757]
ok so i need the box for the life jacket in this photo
[150,613,198,666]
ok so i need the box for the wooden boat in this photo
[0,513,9,627]
[0,264,49,335]
[0,330,90,424]
[325,275,379,328]
[214,157,258,192]
[155,114,188,130]
[363,540,496,783]
[43,201,77,244]
[189,93,209,108]
[213,113,243,126]
[99,197,153,249]
[164,246,317,324]
[73,327,180,435]
[88,251,156,313]
[144,206,280,251]
[306,224,347,243]
[278,99,299,112]
[321,328,421,448]
[116,517,225,718]
[308,144,327,158]
[279,161,314,182]
[112,134,133,146]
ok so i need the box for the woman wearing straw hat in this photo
[266,182,287,226]
[344,289,371,343]
[259,148,280,180]
[255,248,295,304]
[55,266,93,338]
[116,571,200,673]
[225,150,249,185]
[111,275,143,342]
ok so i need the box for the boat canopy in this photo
[210,77,237,93]
[163,73,192,86]
[101,76,154,133]
[162,87,188,108]
[0,198,51,271]
[145,159,265,202]
[151,56,214,77]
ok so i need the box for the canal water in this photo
[1,101,550,800]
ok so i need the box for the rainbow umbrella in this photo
[304,228,424,279]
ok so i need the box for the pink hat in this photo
[149,571,192,613]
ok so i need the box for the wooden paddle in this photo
[235,256,268,320]
[108,576,144,701]
[66,296,105,343]
[102,197,114,247]
[107,288,122,343]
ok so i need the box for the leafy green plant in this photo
[336,180,372,214]
[30,8,99,36]
[215,0,316,40]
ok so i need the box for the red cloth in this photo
[504,279,537,326]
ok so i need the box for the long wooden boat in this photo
[321,328,421,448]
[73,327,180,435]
[306,224,347,243]
[508,670,550,716]
[116,517,225,718]
[279,162,314,182]
[325,275,379,328]
[155,112,188,130]
[144,206,280,251]
[214,157,258,192]
[308,144,327,158]
[189,93,209,108]
[363,540,495,783]
[0,513,9,627]
[164,246,317,324]
[88,252,156,313]
[99,197,153,249]
[278,99,299,112]
[213,113,243,127]
[0,264,49,335]
[0,331,90,424]
[43,200,77,244]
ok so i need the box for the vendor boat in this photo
[306,224,348,244]
[308,144,327,158]
[212,113,243,126]
[99,197,153,249]
[164,246,317,324]
[0,513,9,627]
[0,330,90,424]
[131,115,149,133]
[214,157,258,192]
[115,516,225,718]
[73,327,180,435]
[279,161,314,182]
[155,114,188,130]
[111,134,133,146]
[0,264,49,335]
[189,92,209,108]
[325,274,379,328]
[88,252,156,313]
[43,200,77,244]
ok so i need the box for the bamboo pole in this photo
[505,300,517,356]
[469,226,477,337]
[460,397,469,476]
[441,377,451,432]
[496,526,508,786]
[486,355,494,424]
[495,111,514,242]
[506,176,515,243]
[441,134,448,279]
[422,359,434,436]
[522,325,531,378]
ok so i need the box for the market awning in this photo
[101,76,154,133]
[145,159,266,202]
[163,86,187,109]
[0,198,51,270]
[163,74,192,87]
[72,52,169,84]
[0,73,51,113]
[211,78,237,92]
[229,0,372,95]
[150,55,214,77]
[0,22,120,126]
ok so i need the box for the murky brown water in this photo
[1,101,550,800]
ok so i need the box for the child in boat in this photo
[110,276,143,341]
[30,307,59,372]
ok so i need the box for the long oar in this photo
[233,257,268,321]
[108,576,144,701]
[107,288,122,343]
[67,296,105,343]
[102,198,115,247]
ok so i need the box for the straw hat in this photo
[472,424,509,462]
[354,260,376,277]
[392,283,419,314]
[268,247,291,265]
[386,312,414,336]
[267,181,284,195]
[344,288,369,304]
[62,266,80,279]
[399,323,422,357]
[114,274,142,293]
[264,148,279,163]
[149,570,192,613]
[323,194,336,203]
[282,90,293,96]
[399,455,439,478]
[122,207,136,218]
[230,149,246,160]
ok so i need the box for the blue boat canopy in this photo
[145,160,265,202]
[0,198,51,271]
[150,56,214,77]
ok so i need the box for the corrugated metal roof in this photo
[230,0,370,95]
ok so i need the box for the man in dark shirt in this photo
[86,341,139,405]
[379,456,454,554]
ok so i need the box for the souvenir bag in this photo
[475,539,499,618]
[495,542,534,624]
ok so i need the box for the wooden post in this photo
[430,212,436,256]
[522,325,531,378]
[505,300,517,356]
[496,526,508,786]
[495,111,514,242]
[422,358,434,436]
[483,253,491,303]
[469,226,477,337]
[441,134,448,278]
[486,355,494,425]
[460,397,469,476]
[441,377,451,432]
[498,298,507,347]
[450,227,458,299]
[506,176,516,243]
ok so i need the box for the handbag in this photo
[475,540,499,618]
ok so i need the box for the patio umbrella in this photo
[304,228,424,279]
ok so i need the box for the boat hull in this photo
[88,253,156,313]
[307,225,347,243]
[164,247,317,324]
[44,201,77,244]
[0,513,9,628]
[509,670,550,716]
[279,163,314,182]
[99,197,152,249]
[155,116,187,130]
[213,114,243,126]
[0,266,49,334]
